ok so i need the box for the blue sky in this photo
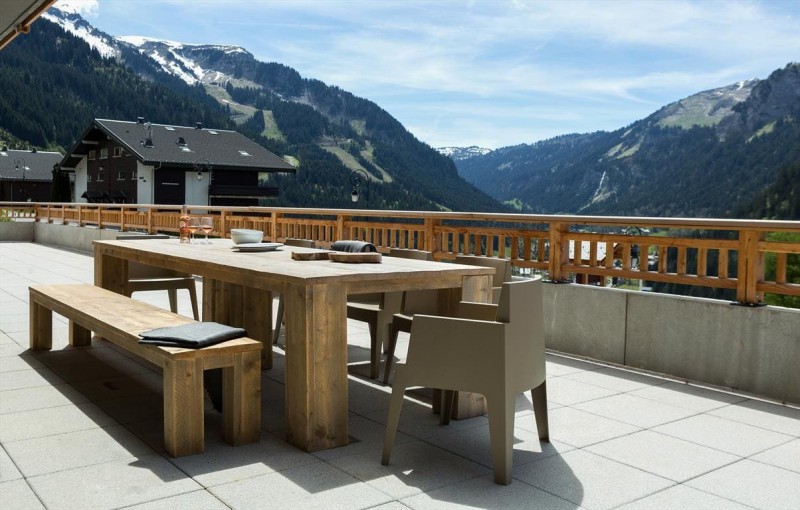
[57,0,800,149]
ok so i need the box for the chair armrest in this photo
[458,301,498,321]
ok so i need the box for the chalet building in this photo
[59,118,296,206]
[0,147,63,202]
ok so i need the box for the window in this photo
[239,150,251,156]
[131,168,137,180]
[88,150,95,160]
[97,169,104,182]
[118,171,126,180]
[100,148,108,159]
[113,147,123,157]
[87,173,92,183]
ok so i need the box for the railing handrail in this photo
[3,201,799,305]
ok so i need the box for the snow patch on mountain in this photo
[42,7,117,58]
[437,146,492,160]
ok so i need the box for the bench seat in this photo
[29,283,262,457]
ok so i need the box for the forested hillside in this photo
[456,63,800,218]
[0,17,505,213]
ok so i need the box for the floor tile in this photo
[574,394,698,429]
[112,489,229,510]
[362,400,489,440]
[28,454,202,509]
[538,406,641,448]
[709,400,800,437]
[563,367,667,393]
[616,484,753,510]
[515,449,673,510]
[0,402,117,442]
[329,440,491,499]
[4,425,151,477]
[170,431,318,487]
[0,446,22,482]
[0,353,43,372]
[686,459,800,510]
[0,367,65,391]
[545,355,603,377]
[0,384,89,414]
[0,479,44,510]
[545,377,620,406]
[653,414,793,457]
[628,382,747,412]
[586,430,739,482]
[312,414,414,462]
[401,474,580,509]
[749,438,800,474]
[210,460,392,510]
[422,421,571,470]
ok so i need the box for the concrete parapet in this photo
[625,292,800,404]
[0,221,34,242]
[33,221,120,253]
[543,283,627,365]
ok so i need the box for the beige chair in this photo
[273,238,317,344]
[382,277,549,485]
[454,254,512,304]
[381,249,436,384]
[346,249,428,379]
[116,234,199,320]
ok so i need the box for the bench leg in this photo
[163,357,205,457]
[69,321,92,347]
[29,301,52,350]
[223,350,261,446]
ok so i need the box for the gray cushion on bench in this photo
[330,241,377,253]
[139,322,247,348]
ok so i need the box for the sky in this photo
[54,0,800,149]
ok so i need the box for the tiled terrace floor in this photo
[1,241,799,510]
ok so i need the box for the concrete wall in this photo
[3,220,798,404]
[31,220,120,253]
[545,282,800,405]
[0,221,34,241]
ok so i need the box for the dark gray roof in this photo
[0,149,62,181]
[60,119,296,173]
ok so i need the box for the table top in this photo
[94,238,494,291]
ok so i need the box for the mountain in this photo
[456,63,800,217]
[0,7,506,213]
[437,146,492,161]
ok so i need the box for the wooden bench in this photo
[29,283,262,457]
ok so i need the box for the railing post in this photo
[270,211,279,242]
[220,210,229,238]
[424,217,441,254]
[548,222,570,282]
[337,214,348,241]
[736,229,765,305]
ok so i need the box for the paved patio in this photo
[1,241,798,510]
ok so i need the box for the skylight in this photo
[165,126,175,131]
[181,147,192,152]
[239,151,251,156]
[208,130,218,135]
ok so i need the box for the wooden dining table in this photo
[93,238,494,452]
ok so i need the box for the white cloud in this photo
[54,0,99,17]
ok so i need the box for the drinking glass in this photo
[187,217,200,244]
[199,217,214,244]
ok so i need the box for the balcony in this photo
[0,206,799,508]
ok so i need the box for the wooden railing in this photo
[3,201,799,305]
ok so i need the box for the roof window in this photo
[239,151,251,156]
[208,130,218,135]
[165,126,175,131]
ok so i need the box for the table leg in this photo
[284,282,349,452]
[93,247,126,293]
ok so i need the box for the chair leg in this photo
[167,288,179,314]
[272,295,284,345]
[531,381,549,441]
[368,320,379,379]
[382,370,408,466]
[382,321,401,385]
[188,282,200,321]
[487,392,515,485]
[440,390,455,426]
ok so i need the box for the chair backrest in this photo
[116,234,186,279]
[285,238,316,248]
[496,277,545,381]
[388,249,437,315]
[454,255,511,287]
[389,248,433,261]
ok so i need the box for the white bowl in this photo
[230,229,264,245]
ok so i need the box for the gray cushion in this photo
[138,322,246,348]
